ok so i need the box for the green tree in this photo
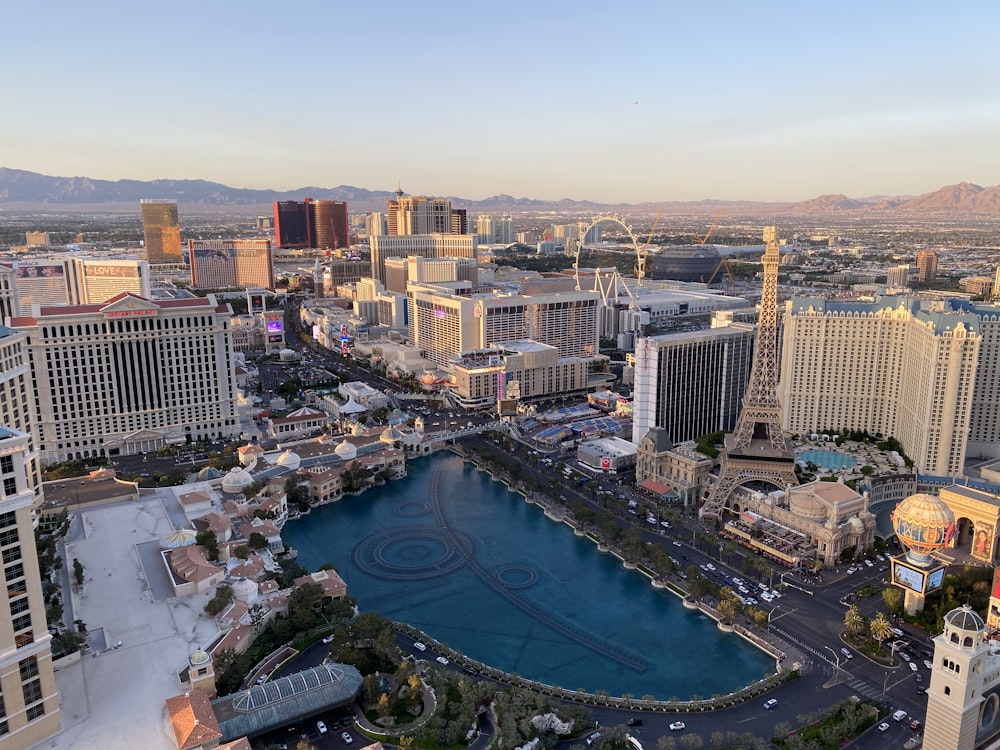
[870,611,893,647]
[882,587,904,615]
[248,532,268,551]
[196,530,219,561]
[844,604,866,636]
[233,545,250,561]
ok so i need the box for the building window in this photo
[26,704,45,721]
[22,678,41,706]
[19,656,38,680]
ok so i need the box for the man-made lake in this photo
[282,453,774,699]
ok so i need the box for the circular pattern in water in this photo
[393,500,432,518]
[352,525,476,581]
[493,564,539,590]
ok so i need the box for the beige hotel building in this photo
[10,292,241,463]
[406,281,601,367]
[779,297,981,476]
[0,327,60,748]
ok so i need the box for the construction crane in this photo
[637,207,665,281]
[694,209,724,246]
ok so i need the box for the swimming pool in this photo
[800,449,856,470]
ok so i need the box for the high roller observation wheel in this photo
[572,213,646,296]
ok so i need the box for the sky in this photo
[4,1,1000,204]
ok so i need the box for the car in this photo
[672,541,682,547]
[342,732,353,743]
[910,720,922,730]
[915,674,923,683]
[646,517,657,525]
[586,733,601,746]
[878,722,890,732]
[764,698,778,710]
[436,656,449,665]
[924,660,933,670]
[705,563,716,571]
[841,647,853,659]
[865,559,874,567]
[916,687,926,695]
[317,721,328,735]
[909,661,918,672]
[626,718,643,726]
[322,635,335,644]
[661,521,671,528]
[413,641,427,651]
[669,722,686,731]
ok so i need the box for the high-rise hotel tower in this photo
[140,200,182,263]
[0,326,60,748]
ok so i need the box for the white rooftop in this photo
[50,494,223,750]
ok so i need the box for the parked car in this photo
[317,721,328,735]
[342,732,353,743]
[669,722,686,731]
[878,722,890,732]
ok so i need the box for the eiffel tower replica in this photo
[700,227,797,520]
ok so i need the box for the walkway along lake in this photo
[281,453,774,699]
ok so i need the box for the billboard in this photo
[340,323,350,355]
[249,293,265,313]
[267,319,283,333]
[891,558,946,595]
[15,262,63,279]
[83,263,139,278]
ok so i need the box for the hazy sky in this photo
[5,1,999,203]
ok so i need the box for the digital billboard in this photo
[249,293,265,313]
[891,559,926,593]
[891,558,946,595]
[926,567,945,592]
[267,320,283,333]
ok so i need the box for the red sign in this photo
[601,457,611,469]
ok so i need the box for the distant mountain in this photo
[789,194,873,213]
[897,182,1000,212]
[2,168,999,216]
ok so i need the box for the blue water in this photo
[282,453,774,699]
[800,449,856,470]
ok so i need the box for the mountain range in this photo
[2,168,999,216]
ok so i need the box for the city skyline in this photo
[4,1,999,204]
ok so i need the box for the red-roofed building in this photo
[165,689,223,750]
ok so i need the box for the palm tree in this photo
[870,611,893,648]
[844,604,866,637]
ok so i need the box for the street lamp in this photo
[881,671,891,701]
[767,605,780,634]
[824,645,842,679]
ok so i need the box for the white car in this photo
[436,656,449,665]
[669,722,686,731]
[342,732,354,743]
[317,721,328,735]
[764,698,778,709]
[672,541,682,548]
[322,635,335,644]
[878,722,890,732]
[413,641,427,652]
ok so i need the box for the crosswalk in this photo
[846,678,885,702]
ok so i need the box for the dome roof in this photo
[335,439,357,460]
[789,490,827,521]
[848,516,864,530]
[222,466,254,494]
[380,426,403,444]
[276,449,301,470]
[231,577,258,600]
[160,528,197,549]
[945,605,985,633]
[197,466,225,481]
[190,648,211,666]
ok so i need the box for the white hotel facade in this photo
[778,297,981,477]
[10,292,241,463]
